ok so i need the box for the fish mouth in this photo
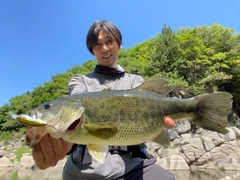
[65,113,84,133]
[46,114,83,139]
[66,118,81,131]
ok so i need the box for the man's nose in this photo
[102,44,109,51]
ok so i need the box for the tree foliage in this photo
[118,41,150,75]
[147,25,181,77]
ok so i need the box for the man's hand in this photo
[32,133,72,170]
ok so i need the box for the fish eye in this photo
[44,103,52,110]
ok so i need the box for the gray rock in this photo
[210,146,226,161]
[201,137,215,151]
[145,142,162,157]
[213,138,225,146]
[195,152,211,166]
[231,126,240,139]
[224,128,237,141]
[166,128,179,140]
[181,144,195,162]
[205,161,218,170]
[215,157,240,170]
[160,149,179,158]
[189,138,206,159]
[179,152,190,164]
[170,138,181,146]
[180,134,191,143]
[175,120,191,134]
[0,149,10,157]
[19,153,35,168]
[156,154,190,170]
[202,131,220,141]
[0,156,14,167]
[221,141,240,159]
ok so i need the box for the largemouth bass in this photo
[9,79,232,164]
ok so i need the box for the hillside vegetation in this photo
[1,23,240,138]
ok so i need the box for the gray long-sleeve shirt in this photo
[62,71,151,180]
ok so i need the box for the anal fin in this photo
[152,130,170,147]
[87,144,108,164]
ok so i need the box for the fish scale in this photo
[78,92,163,142]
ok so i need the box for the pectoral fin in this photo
[87,144,108,164]
[83,123,117,139]
[152,130,170,147]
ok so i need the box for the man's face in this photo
[92,30,120,68]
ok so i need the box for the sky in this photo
[0,0,240,107]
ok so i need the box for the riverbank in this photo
[1,149,240,179]
[1,118,240,179]
[1,166,240,180]
[0,152,66,180]
[1,146,240,180]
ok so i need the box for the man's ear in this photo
[119,45,122,49]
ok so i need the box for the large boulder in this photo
[0,156,14,167]
[19,153,35,168]
[156,154,190,170]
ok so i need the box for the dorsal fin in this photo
[134,79,173,96]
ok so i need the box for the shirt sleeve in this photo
[131,75,145,89]
[68,74,87,95]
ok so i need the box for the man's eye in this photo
[93,43,100,48]
[106,40,112,45]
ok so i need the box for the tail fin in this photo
[193,92,232,134]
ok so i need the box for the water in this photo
[0,168,238,180]
[170,170,237,180]
[0,167,63,180]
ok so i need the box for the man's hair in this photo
[86,20,122,55]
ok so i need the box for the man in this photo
[32,20,175,180]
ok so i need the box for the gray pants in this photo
[116,159,175,180]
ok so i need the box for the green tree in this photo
[200,53,232,92]
[0,104,12,131]
[119,42,150,75]
[176,24,238,93]
[176,28,212,85]
[31,73,71,108]
[147,25,180,77]
[65,60,97,75]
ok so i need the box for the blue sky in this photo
[0,0,239,107]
